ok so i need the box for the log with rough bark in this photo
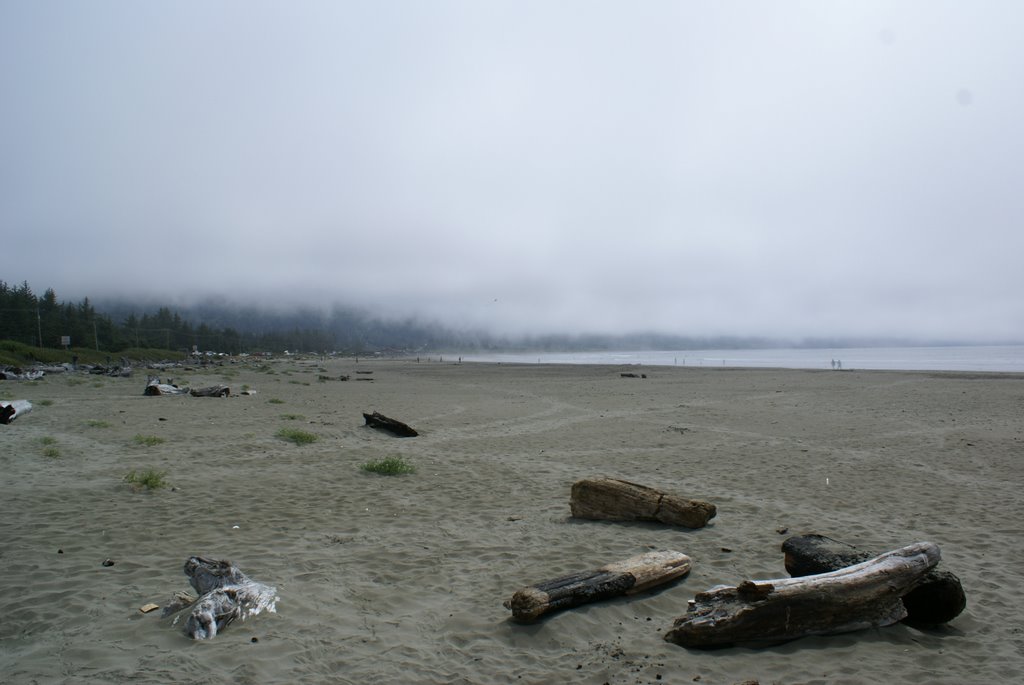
[570,478,716,529]
[363,411,418,437]
[664,541,941,648]
[1,400,33,424]
[505,550,692,623]
[190,385,230,397]
[782,533,966,624]
[161,556,278,640]
[144,377,190,396]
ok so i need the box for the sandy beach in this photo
[2,358,1022,684]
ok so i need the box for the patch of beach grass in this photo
[361,456,416,476]
[133,434,165,447]
[279,413,305,421]
[123,468,168,490]
[43,446,61,458]
[40,436,57,445]
[86,419,111,428]
[276,427,318,445]
[66,377,85,387]
[37,399,54,407]
[267,398,285,405]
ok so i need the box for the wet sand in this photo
[2,359,1023,684]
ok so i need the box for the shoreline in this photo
[2,360,1022,683]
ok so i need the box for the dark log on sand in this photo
[505,550,692,623]
[782,533,966,624]
[1,400,33,424]
[190,385,230,397]
[570,478,716,529]
[363,411,418,437]
[664,541,941,648]
[162,556,278,640]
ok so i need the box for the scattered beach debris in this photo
[161,556,278,640]
[782,533,966,624]
[505,550,692,623]
[190,385,230,397]
[620,372,647,379]
[664,541,941,648]
[143,377,190,396]
[139,603,160,614]
[1,400,33,424]
[362,411,419,437]
[570,478,717,529]
[0,367,45,381]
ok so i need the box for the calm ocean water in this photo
[461,345,1024,373]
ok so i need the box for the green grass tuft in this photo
[275,427,318,445]
[38,399,54,407]
[267,398,285,404]
[279,413,305,421]
[123,468,168,490]
[40,436,57,445]
[361,456,416,476]
[86,420,111,428]
[133,434,165,447]
[43,447,61,458]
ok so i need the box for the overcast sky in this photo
[2,1,1022,341]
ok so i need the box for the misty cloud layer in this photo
[2,1,1022,341]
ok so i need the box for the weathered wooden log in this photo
[570,478,716,529]
[782,533,966,624]
[162,556,278,640]
[505,550,692,623]
[190,385,230,397]
[144,377,189,396]
[363,411,418,437]
[664,541,941,648]
[1,400,33,424]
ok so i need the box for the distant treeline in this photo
[0,280,341,354]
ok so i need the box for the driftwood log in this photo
[144,377,189,396]
[570,478,716,529]
[664,541,941,648]
[505,550,692,623]
[190,385,230,397]
[1,400,33,424]
[363,411,418,437]
[782,534,966,624]
[162,556,278,640]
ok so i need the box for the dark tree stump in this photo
[782,533,966,624]
[363,411,418,437]
[505,550,691,622]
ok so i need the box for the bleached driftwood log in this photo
[570,478,716,529]
[505,550,692,623]
[144,377,189,396]
[664,542,941,648]
[1,400,33,424]
[363,411,418,437]
[782,533,965,624]
[162,556,278,640]
[190,385,230,397]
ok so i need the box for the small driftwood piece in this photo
[144,377,189,396]
[190,385,230,397]
[505,550,692,623]
[162,556,278,640]
[782,533,966,624]
[1,400,33,424]
[664,541,941,648]
[363,411,418,437]
[570,478,716,529]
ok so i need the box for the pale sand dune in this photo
[2,360,1023,684]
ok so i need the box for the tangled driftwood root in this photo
[162,556,278,640]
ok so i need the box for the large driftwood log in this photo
[1,400,33,424]
[782,534,966,624]
[363,411,418,437]
[570,478,716,529]
[505,550,692,623]
[162,556,278,640]
[190,385,230,397]
[664,542,940,648]
[144,377,190,396]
